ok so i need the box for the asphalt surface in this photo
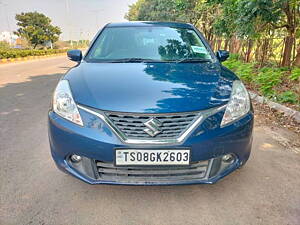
[0,57,300,225]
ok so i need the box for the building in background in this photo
[0,31,19,46]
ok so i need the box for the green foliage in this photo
[126,0,177,21]
[277,91,299,104]
[223,55,255,82]
[211,0,290,39]
[289,67,300,81]
[222,58,243,71]
[0,49,67,59]
[0,41,10,50]
[228,53,241,61]
[14,12,61,48]
[125,0,145,21]
[223,58,299,104]
[125,0,199,24]
[235,0,281,38]
[174,0,200,23]
[236,63,255,82]
[210,0,239,38]
[255,67,283,96]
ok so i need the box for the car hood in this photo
[65,62,236,113]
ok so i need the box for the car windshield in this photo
[85,27,213,62]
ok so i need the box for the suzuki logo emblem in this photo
[143,118,162,137]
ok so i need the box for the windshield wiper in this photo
[109,58,157,63]
[176,58,211,63]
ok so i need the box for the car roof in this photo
[106,21,194,29]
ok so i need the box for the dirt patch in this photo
[253,101,300,151]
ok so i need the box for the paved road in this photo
[1,57,300,225]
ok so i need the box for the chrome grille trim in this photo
[77,104,226,145]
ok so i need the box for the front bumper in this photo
[48,107,253,185]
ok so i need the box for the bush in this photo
[223,58,255,82]
[223,58,299,106]
[0,49,68,59]
[223,58,243,71]
[235,63,255,82]
[289,67,300,81]
[277,91,299,104]
[0,41,10,50]
[254,67,283,96]
[228,53,240,61]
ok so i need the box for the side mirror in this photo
[67,49,82,62]
[216,50,229,62]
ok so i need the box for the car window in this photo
[85,27,212,62]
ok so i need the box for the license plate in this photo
[115,149,190,166]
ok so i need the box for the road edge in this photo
[249,91,300,123]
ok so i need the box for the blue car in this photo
[48,22,253,185]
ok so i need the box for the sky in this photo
[0,0,137,40]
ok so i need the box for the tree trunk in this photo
[255,39,261,62]
[260,39,269,66]
[245,40,253,63]
[229,36,241,54]
[229,36,236,53]
[210,36,216,51]
[279,38,285,66]
[224,40,229,51]
[293,46,300,67]
[235,39,241,54]
[280,0,295,67]
[217,39,222,50]
[281,34,294,67]
[267,38,274,62]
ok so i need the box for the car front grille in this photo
[78,104,226,144]
[105,111,199,139]
[95,160,210,183]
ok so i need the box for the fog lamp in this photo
[70,154,82,163]
[222,154,235,163]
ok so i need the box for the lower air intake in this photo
[95,160,211,184]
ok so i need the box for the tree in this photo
[125,0,145,21]
[233,0,299,67]
[14,12,61,49]
[207,0,300,66]
[279,0,299,67]
[125,0,199,24]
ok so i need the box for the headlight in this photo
[221,80,250,127]
[53,80,83,126]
